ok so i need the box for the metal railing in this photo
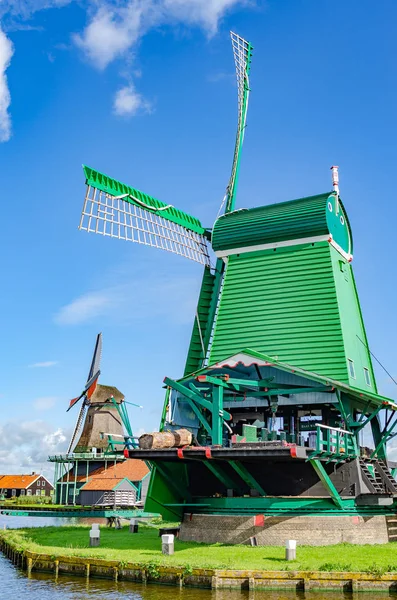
[309,424,358,461]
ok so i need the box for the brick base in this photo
[179,514,390,546]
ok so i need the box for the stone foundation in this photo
[179,514,391,546]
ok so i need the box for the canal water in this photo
[0,515,393,600]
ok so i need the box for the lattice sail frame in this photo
[225,32,253,214]
[79,183,210,266]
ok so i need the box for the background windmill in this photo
[49,333,148,506]
[76,31,397,541]
[66,333,124,454]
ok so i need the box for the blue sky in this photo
[0,0,396,474]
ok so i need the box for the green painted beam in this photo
[203,461,243,493]
[229,460,266,496]
[309,458,344,510]
[164,377,231,420]
[154,463,192,503]
[185,396,211,435]
[83,165,205,235]
[211,385,224,445]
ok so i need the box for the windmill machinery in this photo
[77,31,397,540]
[66,333,124,454]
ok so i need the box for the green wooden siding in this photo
[212,192,352,254]
[209,241,375,393]
[330,246,377,393]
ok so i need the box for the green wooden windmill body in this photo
[78,33,397,522]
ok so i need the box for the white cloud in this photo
[0,420,69,476]
[164,0,250,35]
[0,27,14,142]
[0,0,252,132]
[54,288,114,325]
[113,83,151,116]
[73,6,139,70]
[33,396,58,411]
[73,0,249,69]
[29,361,58,368]
[54,275,200,326]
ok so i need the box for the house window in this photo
[42,481,45,486]
[27,489,32,496]
[41,490,46,496]
[364,368,371,387]
[35,490,41,496]
[11,489,16,497]
[37,480,40,486]
[348,359,356,379]
[20,489,25,496]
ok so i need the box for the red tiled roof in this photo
[81,477,131,491]
[0,474,39,489]
[61,459,149,491]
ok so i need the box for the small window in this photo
[11,489,16,497]
[340,215,345,225]
[328,201,333,212]
[88,415,92,424]
[20,489,25,496]
[364,368,371,387]
[35,490,41,496]
[348,359,356,379]
[42,481,45,486]
[27,489,32,496]
[37,480,40,486]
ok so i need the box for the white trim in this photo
[26,475,40,489]
[329,236,353,262]
[26,474,54,490]
[215,235,331,258]
[215,233,353,262]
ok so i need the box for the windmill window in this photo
[340,215,345,225]
[88,416,92,424]
[328,202,333,212]
[348,359,356,379]
[364,368,371,386]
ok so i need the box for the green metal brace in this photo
[309,458,344,509]
[153,463,192,503]
[229,460,266,496]
[203,461,244,494]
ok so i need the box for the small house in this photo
[78,459,150,506]
[0,473,54,499]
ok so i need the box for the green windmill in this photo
[78,33,397,544]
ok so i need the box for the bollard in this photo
[129,518,139,533]
[89,525,100,547]
[285,539,296,560]
[161,534,175,555]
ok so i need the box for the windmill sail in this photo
[225,32,253,214]
[79,166,210,266]
[67,401,87,454]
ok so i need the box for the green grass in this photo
[3,523,397,573]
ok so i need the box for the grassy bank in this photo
[1,524,397,574]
